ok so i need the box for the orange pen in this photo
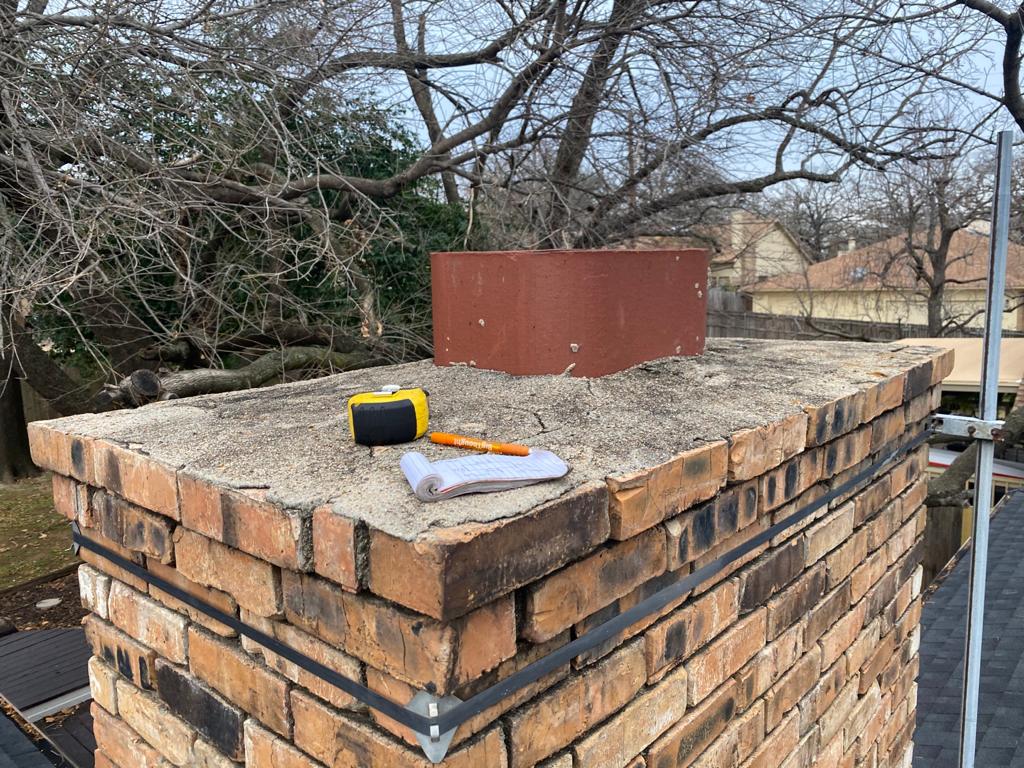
[429,432,531,456]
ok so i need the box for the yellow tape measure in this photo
[347,385,429,446]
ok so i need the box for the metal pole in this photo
[959,129,1013,768]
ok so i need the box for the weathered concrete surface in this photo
[33,340,942,539]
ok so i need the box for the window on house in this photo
[850,266,868,282]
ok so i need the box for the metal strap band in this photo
[73,427,930,739]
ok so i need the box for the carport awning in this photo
[903,337,1024,393]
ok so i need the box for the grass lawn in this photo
[0,475,75,590]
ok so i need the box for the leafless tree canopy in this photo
[0,0,994,468]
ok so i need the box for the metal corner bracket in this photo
[930,414,1005,441]
[71,520,81,555]
[407,691,461,763]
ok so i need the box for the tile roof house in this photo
[745,227,1024,331]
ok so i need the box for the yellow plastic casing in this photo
[346,387,429,445]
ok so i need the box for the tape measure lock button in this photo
[347,386,429,446]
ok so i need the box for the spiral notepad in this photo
[399,450,569,502]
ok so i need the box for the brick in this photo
[609,441,727,539]
[523,526,666,642]
[845,618,880,679]
[686,609,766,705]
[818,675,860,746]
[94,441,179,519]
[180,473,307,569]
[694,518,770,594]
[283,570,515,692]
[79,524,149,593]
[742,709,798,768]
[759,451,822,513]
[572,664,689,768]
[647,679,739,768]
[853,699,885,759]
[764,647,821,730]
[368,483,609,620]
[292,689,508,768]
[798,658,846,735]
[853,476,891,526]
[79,563,111,619]
[866,498,903,552]
[666,481,758,569]
[644,580,739,681]
[192,739,236,768]
[804,391,864,447]
[932,347,955,383]
[690,701,764,768]
[805,503,854,564]
[863,373,906,421]
[508,640,645,768]
[245,719,320,768]
[155,658,245,760]
[859,632,896,694]
[819,600,866,670]
[870,409,906,454]
[805,580,851,647]
[84,615,158,692]
[897,448,929,495]
[728,412,808,482]
[52,473,89,521]
[903,359,933,400]
[91,702,170,768]
[739,539,804,611]
[107,581,188,664]
[903,389,936,427]
[821,426,872,479]
[864,566,900,622]
[116,679,197,765]
[573,569,693,668]
[174,528,282,617]
[879,699,908,751]
[27,423,95,482]
[312,504,359,590]
[777,730,816,768]
[851,547,887,602]
[241,609,361,710]
[769,485,828,547]
[825,529,866,590]
[91,490,174,562]
[89,656,119,714]
[766,565,824,640]
[188,627,290,736]
[900,478,927,519]
[147,557,238,637]
[845,683,882,751]
[735,622,803,711]
[455,596,519,682]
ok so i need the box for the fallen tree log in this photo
[97,346,379,408]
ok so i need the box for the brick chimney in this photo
[31,339,948,768]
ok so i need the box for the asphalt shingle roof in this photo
[915,490,1024,767]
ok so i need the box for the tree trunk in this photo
[0,359,36,482]
[926,289,943,336]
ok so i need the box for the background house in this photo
[703,210,812,287]
[745,228,1024,331]
[623,210,811,289]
